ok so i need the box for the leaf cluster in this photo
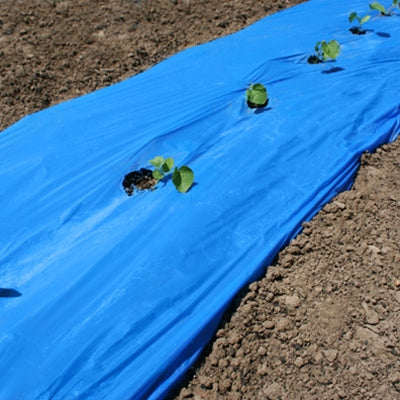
[369,0,399,15]
[348,11,371,27]
[246,83,268,108]
[149,156,194,193]
[314,40,341,62]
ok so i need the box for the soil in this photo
[1,1,399,399]
[349,27,366,35]
[122,168,157,195]
[307,55,322,64]
[247,99,269,109]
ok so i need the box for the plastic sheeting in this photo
[1,0,400,398]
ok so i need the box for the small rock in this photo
[380,246,390,254]
[323,349,338,362]
[349,366,358,375]
[227,333,240,345]
[180,388,192,398]
[258,346,267,356]
[263,320,275,330]
[333,200,346,209]
[256,364,268,376]
[355,326,386,351]
[314,286,323,295]
[219,378,232,391]
[198,375,212,389]
[276,318,290,331]
[368,245,381,256]
[294,356,304,368]
[263,382,284,399]
[231,357,240,367]
[361,302,379,325]
[266,292,274,301]
[389,371,400,384]
[285,294,301,308]
[314,352,323,363]
[324,203,338,213]
[249,281,259,291]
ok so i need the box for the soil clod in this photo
[122,168,157,195]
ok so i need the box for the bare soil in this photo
[1,1,399,399]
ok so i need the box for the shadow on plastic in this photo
[0,288,22,298]
[322,67,345,74]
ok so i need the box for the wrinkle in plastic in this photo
[1,0,399,399]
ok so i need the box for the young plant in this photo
[308,40,341,64]
[348,12,371,34]
[246,83,268,108]
[369,1,399,15]
[149,156,194,193]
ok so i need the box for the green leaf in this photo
[149,156,165,168]
[172,166,194,193]
[348,12,358,23]
[369,2,387,13]
[152,169,164,181]
[321,40,340,61]
[245,88,252,100]
[360,15,371,25]
[315,41,322,53]
[246,83,267,106]
[161,157,174,173]
[394,0,399,5]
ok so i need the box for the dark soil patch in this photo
[349,26,367,35]
[122,168,157,196]
[1,1,400,399]
[307,55,322,64]
[247,98,269,109]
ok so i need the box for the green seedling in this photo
[308,40,341,64]
[246,83,268,108]
[349,12,371,34]
[369,0,399,15]
[149,155,194,193]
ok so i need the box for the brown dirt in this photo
[1,1,399,399]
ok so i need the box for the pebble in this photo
[263,382,284,398]
[198,376,212,389]
[180,388,192,398]
[333,200,346,209]
[368,245,381,255]
[276,318,290,331]
[361,302,380,325]
[258,346,267,356]
[219,378,232,391]
[285,294,301,308]
[314,352,323,363]
[256,364,268,376]
[389,371,400,384]
[294,357,304,368]
[263,320,275,329]
[323,349,338,362]
[349,366,358,375]
[228,333,240,345]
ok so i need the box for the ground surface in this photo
[1,1,399,399]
